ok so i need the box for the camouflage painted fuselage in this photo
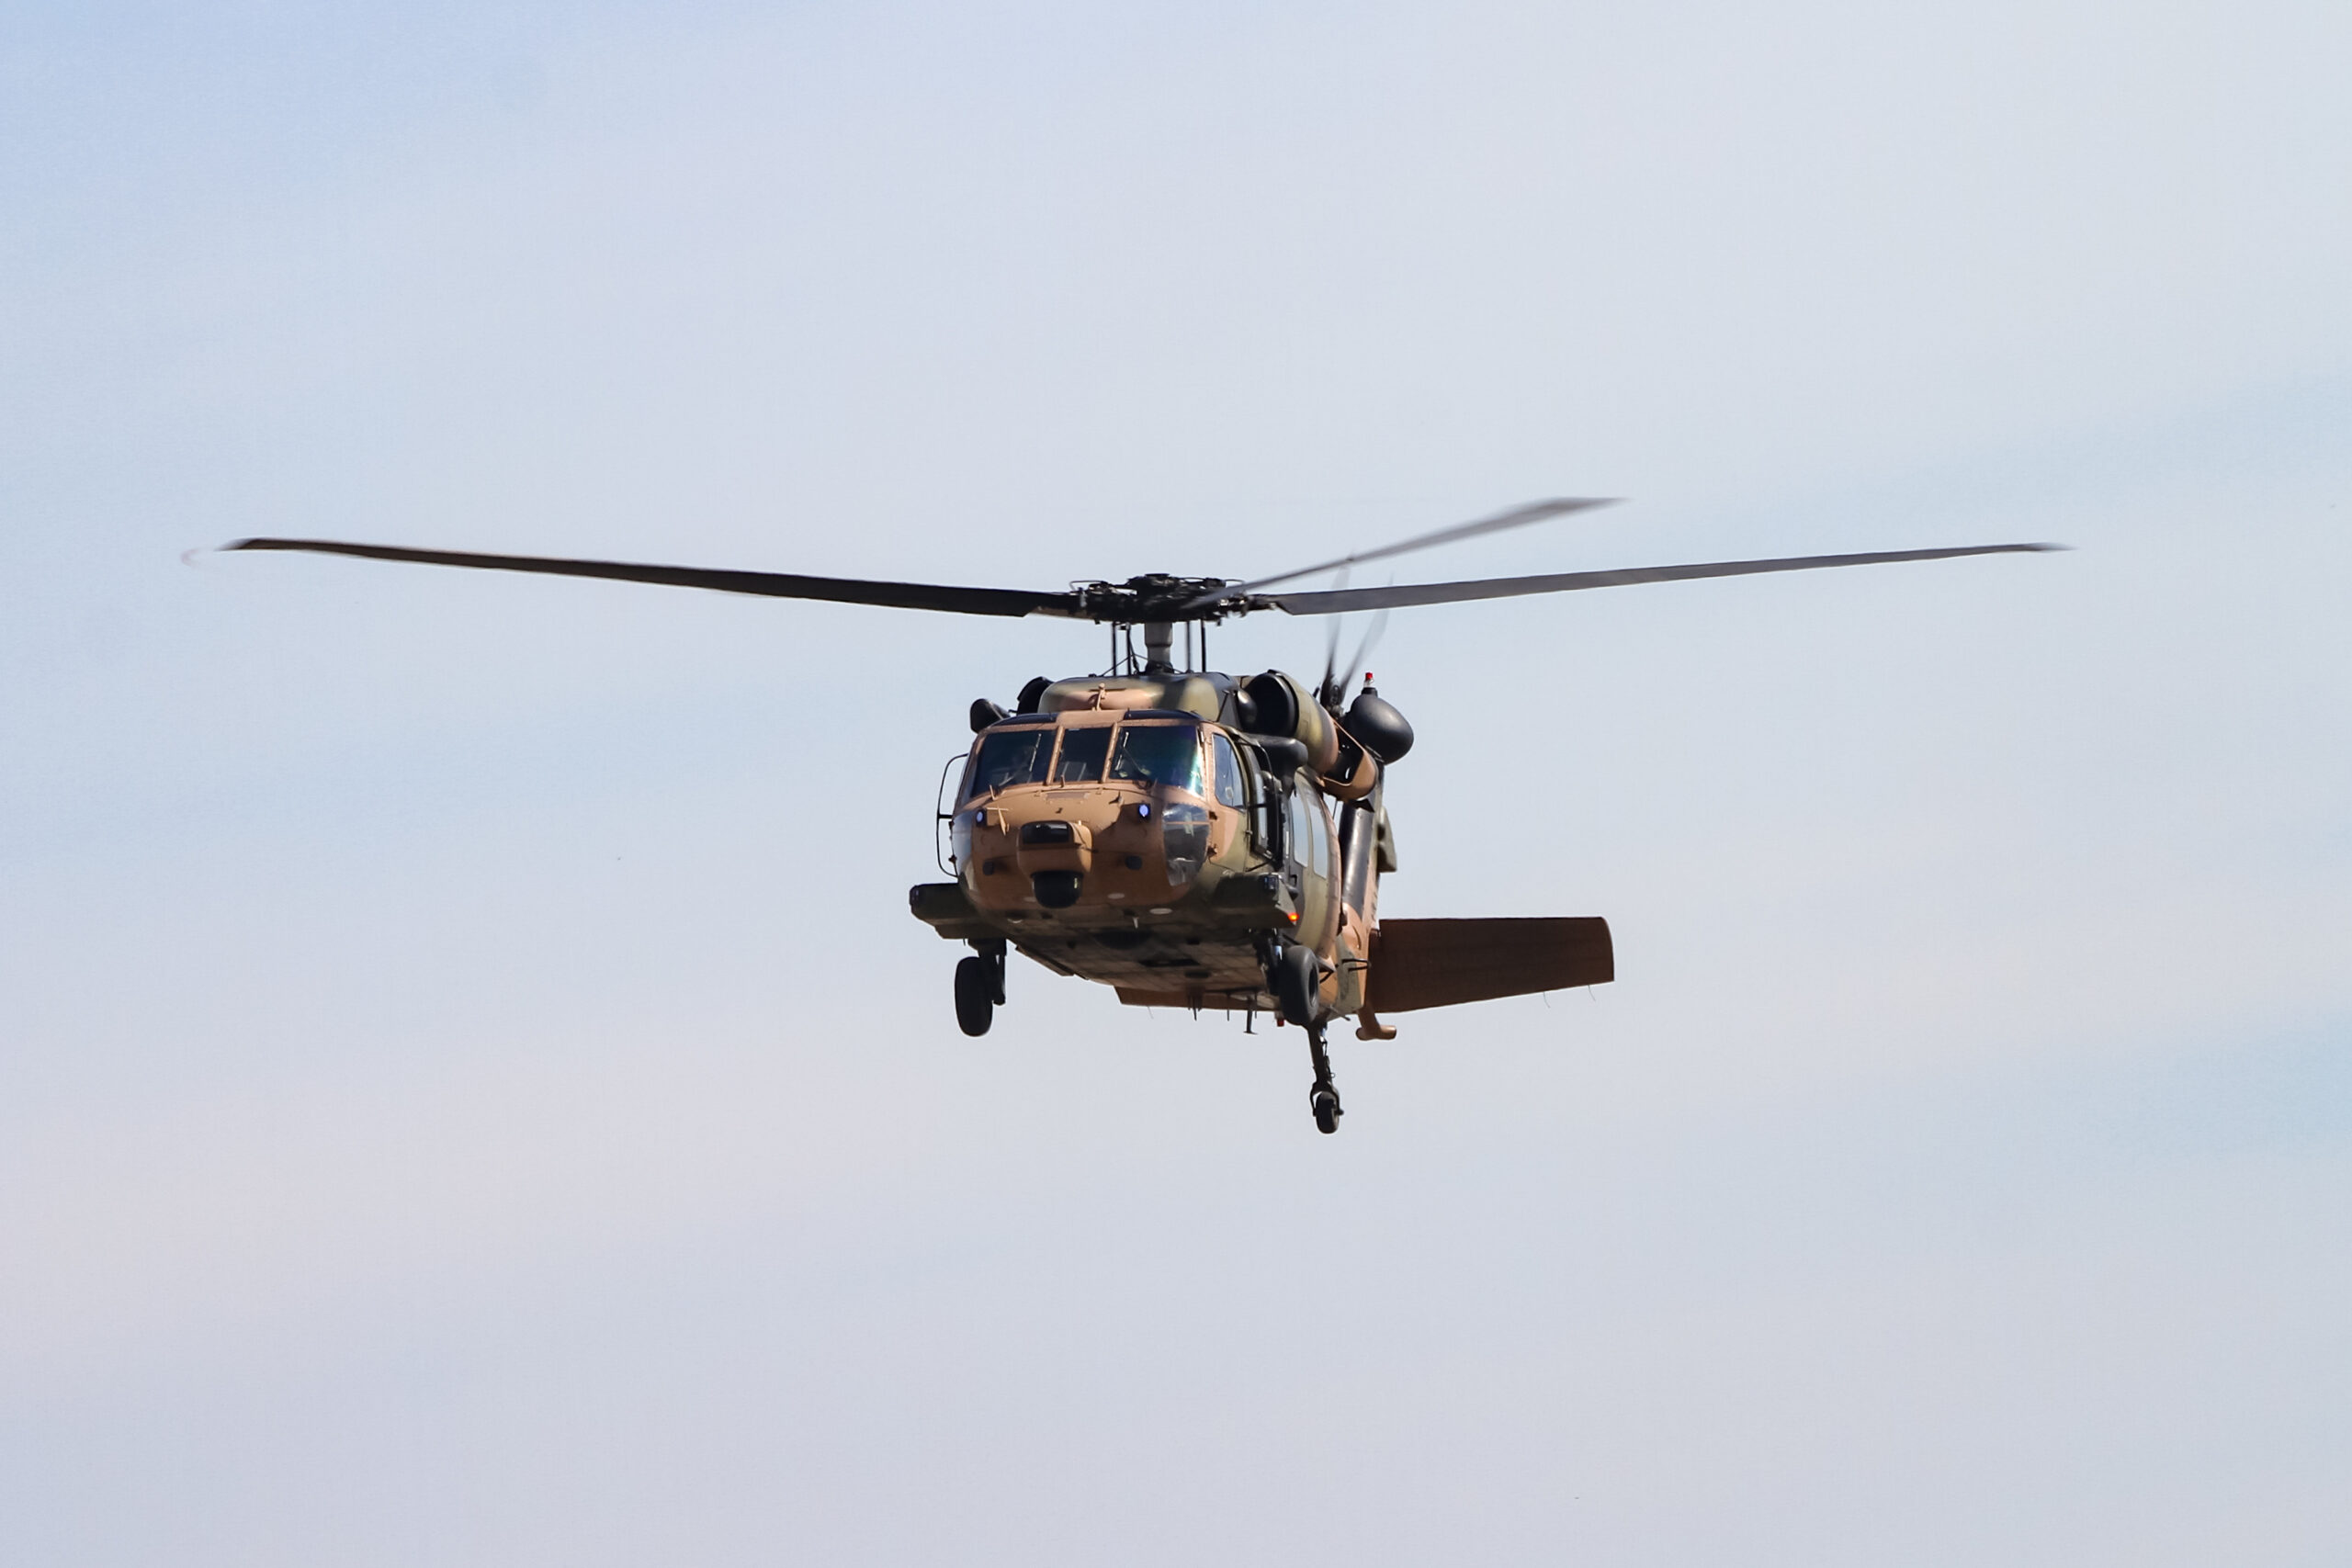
[909,675,1379,1022]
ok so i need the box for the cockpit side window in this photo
[1054,724,1114,784]
[1286,788,1314,871]
[1210,732,1246,808]
[966,727,1052,800]
[1283,779,1331,879]
[1110,724,1203,793]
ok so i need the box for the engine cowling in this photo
[1240,671,1341,773]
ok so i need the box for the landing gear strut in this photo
[1259,935,1342,1133]
[955,939,1007,1036]
[1306,1021,1342,1134]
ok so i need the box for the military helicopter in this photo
[226,502,2058,1133]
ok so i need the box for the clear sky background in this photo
[3,1,2348,1562]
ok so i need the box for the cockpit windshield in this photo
[1110,724,1204,793]
[966,727,1052,800]
[1053,725,1114,784]
[967,720,1209,799]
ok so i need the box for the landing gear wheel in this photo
[954,955,994,1036]
[1270,942,1321,1027]
[1304,1021,1342,1134]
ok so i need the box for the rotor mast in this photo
[1143,621,1175,674]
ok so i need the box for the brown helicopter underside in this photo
[912,881,1613,1022]
[1024,927,1280,1014]
[908,877,1293,1012]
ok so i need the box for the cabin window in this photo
[1054,724,1114,784]
[967,727,1052,799]
[1110,724,1203,793]
[1283,782,1331,876]
[1211,732,1246,808]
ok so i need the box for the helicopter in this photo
[225,501,2059,1133]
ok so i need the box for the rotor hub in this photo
[1068,574,1257,625]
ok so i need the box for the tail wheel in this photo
[953,955,995,1036]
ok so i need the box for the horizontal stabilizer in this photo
[1365,917,1612,1013]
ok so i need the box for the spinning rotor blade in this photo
[1266,542,2065,615]
[221,538,1079,618]
[1193,497,1617,604]
[1339,609,1390,695]
[1318,606,1391,708]
[1319,612,1344,705]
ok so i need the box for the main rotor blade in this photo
[1193,497,1618,605]
[1264,542,2065,615]
[221,538,1080,618]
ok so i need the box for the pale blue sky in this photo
[3,2,2348,1562]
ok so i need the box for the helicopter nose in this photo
[1031,870,1084,908]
